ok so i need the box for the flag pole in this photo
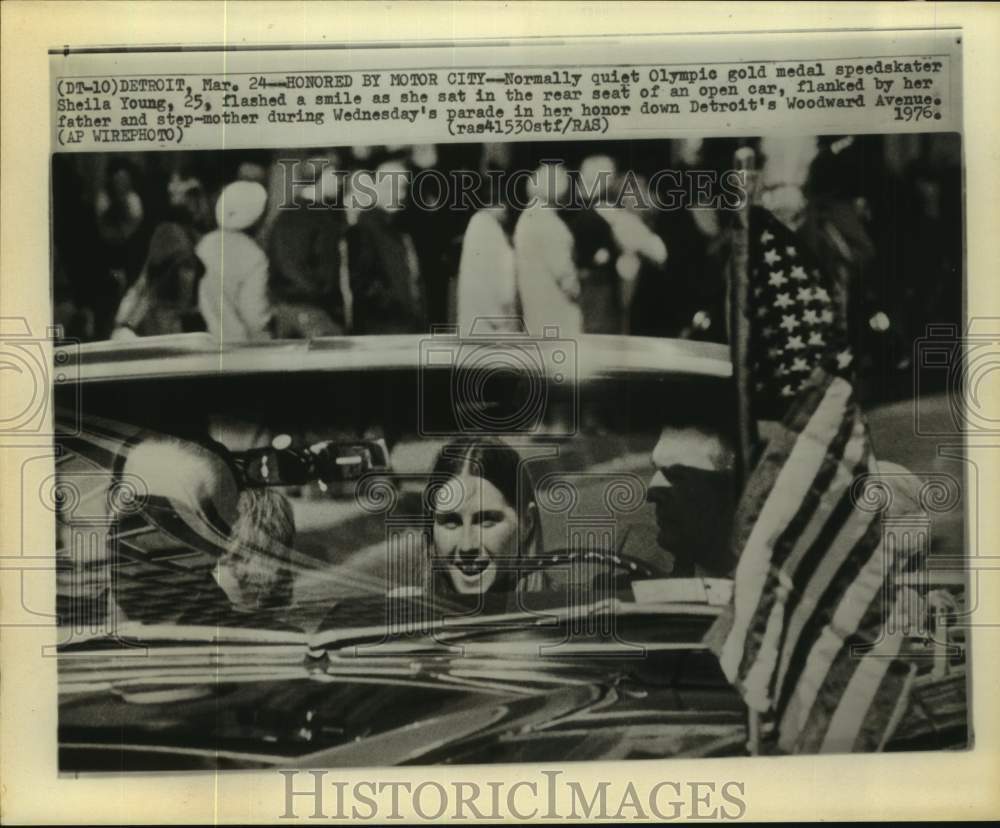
[729,146,760,483]
[729,145,762,755]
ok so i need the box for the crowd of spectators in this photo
[52,135,961,399]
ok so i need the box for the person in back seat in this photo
[213,487,295,614]
[110,434,297,629]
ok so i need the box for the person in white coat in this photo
[196,180,273,342]
[513,163,581,338]
[456,204,519,334]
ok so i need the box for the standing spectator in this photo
[268,156,347,338]
[111,222,205,339]
[560,155,624,334]
[94,158,146,336]
[52,248,95,343]
[603,172,668,335]
[566,155,669,336]
[633,139,722,340]
[166,171,214,241]
[196,181,273,342]
[800,137,877,369]
[514,163,581,337]
[400,144,461,327]
[52,155,105,340]
[347,159,426,334]
[758,135,818,231]
[456,201,519,334]
[236,160,270,186]
[95,158,145,268]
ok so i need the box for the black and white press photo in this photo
[49,128,970,770]
[2,16,989,821]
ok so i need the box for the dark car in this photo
[53,333,968,770]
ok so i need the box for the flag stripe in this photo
[768,417,869,585]
[776,519,888,746]
[720,375,852,696]
[780,571,905,753]
[775,497,884,719]
[868,661,919,752]
[769,441,876,701]
[770,504,881,736]
[736,407,861,695]
[745,436,873,709]
[819,605,910,753]
[731,374,839,554]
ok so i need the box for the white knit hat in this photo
[121,435,239,556]
[214,180,268,231]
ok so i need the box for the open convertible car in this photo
[52,333,969,771]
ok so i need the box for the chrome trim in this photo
[58,335,732,383]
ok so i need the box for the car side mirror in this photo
[237,438,391,487]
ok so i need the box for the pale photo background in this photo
[2,1,999,822]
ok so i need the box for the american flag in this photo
[746,206,853,420]
[719,368,919,753]
[718,207,918,754]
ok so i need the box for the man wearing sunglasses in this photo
[647,423,737,579]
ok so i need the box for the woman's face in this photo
[431,472,529,596]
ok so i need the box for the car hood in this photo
[58,635,745,770]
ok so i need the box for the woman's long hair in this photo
[220,487,295,611]
[420,436,546,598]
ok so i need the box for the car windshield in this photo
[54,336,736,648]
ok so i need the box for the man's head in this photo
[106,158,137,200]
[346,160,408,215]
[579,154,617,204]
[288,154,342,207]
[214,180,268,233]
[526,163,570,208]
[647,424,736,577]
[372,159,409,213]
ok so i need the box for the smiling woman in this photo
[423,436,547,612]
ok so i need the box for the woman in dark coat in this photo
[111,222,205,338]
